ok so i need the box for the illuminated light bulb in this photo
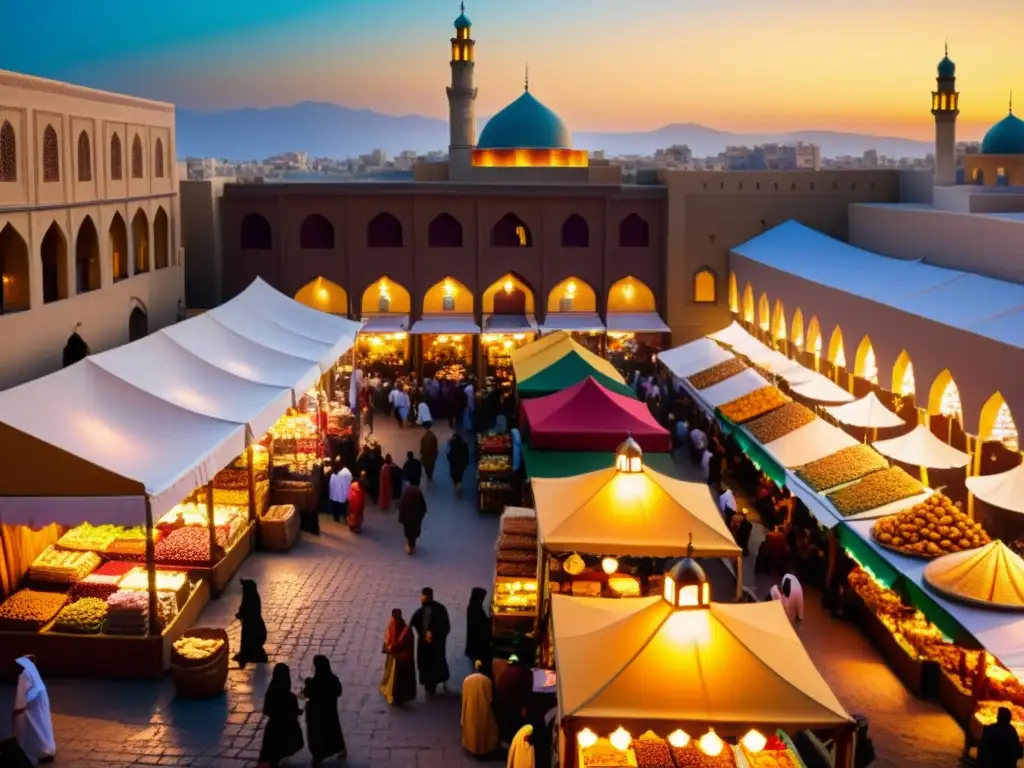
[601,557,619,575]
[623,282,635,300]
[566,280,577,296]
[438,335,449,343]
[443,279,456,298]
[741,730,767,753]
[698,729,724,757]
[577,728,598,749]
[503,279,514,294]
[667,730,690,748]
[503,340,513,350]
[609,728,631,752]
[316,287,329,300]
[940,379,962,421]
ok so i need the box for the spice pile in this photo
[53,598,108,634]
[795,445,889,492]
[826,467,924,516]
[745,402,816,444]
[0,589,68,630]
[687,358,747,390]
[719,387,791,424]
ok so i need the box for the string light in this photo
[601,557,619,575]
[899,360,915,396]
[698,729,724,757]
[577,728,598,748]
[667,730,690,748]
[862,346,878,384]
[989,402,1019,452]
[940,379,962,422]
[741,730,767,753]
[609,728,632,752]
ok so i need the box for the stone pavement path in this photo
[0,419,498,768]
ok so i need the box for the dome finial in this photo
[524,63,529,93]
[1011,91,1015,115]
[460,1,465,13]
[944,37,948,57]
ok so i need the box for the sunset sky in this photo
[4,0,1021,140]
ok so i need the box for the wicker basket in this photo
[171,627,229,699]
[270,480,317,512]
[259,505,301,552]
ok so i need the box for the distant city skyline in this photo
[4,0,1021,141]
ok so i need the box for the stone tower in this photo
[931,44,959,187]
[446,3,478,177]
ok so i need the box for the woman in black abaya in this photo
[303,655,346,766]
[259,663,303,767]
[234,579,268,667]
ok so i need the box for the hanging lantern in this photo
[615,432,643,473]
[563,553,586,576]
[667,730,690,748]
[662,534,710,610]
[577,728,598,748]
[609,727,632,752]
[601,557,619,575]
[698,729,724,757]
[741,730,767,753]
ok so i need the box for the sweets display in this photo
[631,734,673,768]
[105,526,156,557]
[496,534,537,551]
[58,523,121,552]
[872,494,990,557]
[119,567,188,593]
[53,598,108,634]
[478,454,512,473]
[492,579,538,613]
[741,740,800,768]
[580,739,635,768]
[478,432,512,453]
[826,467,924,516]
[155,527,215,565]
[795,445,890,492]
[72,560,136,600]
[0,589,68,630]
[719,387,791,424]
[670,744,737,767]
[745,402,816,444]
[28,546,101,584]
[105,589,149,635]
[687,358,747,390]
[173,635,225,660]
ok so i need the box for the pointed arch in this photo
[561,214,589,248]
[757,293,771,331]
[979,393,1018,452]
[892,350,915,397]
[75,216,101,293]
[693,268,717,304]
[131,135,144,179]
[928,369,962,422]
[854,336,877,384]
[295,277,348,315]
[790,309,805,348]
[727,272,739,313]
[0,223,30,313]
[109,212,129,282]
[154,207,169,269]
[77,131,92,182]
[40,222,68,303]
[299,214,335,249]
[483,272,536,315]
[42,125,60,182]
[240,213,272,250]
[0,121,16,182]
[491,213,531,247]
[547,276,596,313]
[423,276,473,314]
[129,306,148,341]
[806,316,822,357]
[618,213,649,248]
[361,276,410,315]
[608,275,655,313]
[741,283,754,323]
[131,209,149,274]
[367,212,403,248]
[828,327,846,367]
[110,133,123,181]
[428,213,463,248]
[154,138,165,178]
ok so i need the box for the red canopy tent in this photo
[520,376,672,452]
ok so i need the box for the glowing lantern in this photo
[609,728,632,752]
[443,278,457,298]
[601,557,619,575]
[622,282,635,301]
[989,402,1019,452]
[662,535,710,610]
[900,361,915,396]
[615,433,643,473]
[698,729,724,757]
[566,280,577,297]
[940,379,962,423]
[741,730,767,753]
[503,278,514,294]
[577,728,598,748]
[862,347,878,384]
[667,730,690,748]
[833,338,846,368]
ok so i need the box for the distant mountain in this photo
[175,102,932,161]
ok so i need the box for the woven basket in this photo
[171,628,229,699]
[259,506,301,552]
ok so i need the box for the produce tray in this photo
[873,538,935,560]
[937,668,975,726]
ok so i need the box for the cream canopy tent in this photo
[698,368,769,408]
[787,371,856,404]
[825,392,904,429]
[659,338,735,379]
[532,466,741,559]
[966,463,1024,514]
[873,424,971,469]
[552,594,852,730]
[762,419,859,468]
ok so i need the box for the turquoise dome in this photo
[454,12,471,29]
[477,91,571,150]
[981,112,1024,155]
[937,55,955,78]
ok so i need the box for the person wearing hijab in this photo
[378,455,395,512]
[234,579,268,668]
[465,587,492,672]
[461,661,500,757]
[495,655,534,744]
[380,608,417,705]
[398,485,428,555]
[420,426,439,483]
[13,656,54,765]
[410,587,451,696]
[506,723,535,768]
[348,473,367,533]
[258,663,304,768]
[770,573,805,623]
[446,432,470,498]
[303,655,346,766]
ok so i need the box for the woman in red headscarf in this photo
[347,473,367,533]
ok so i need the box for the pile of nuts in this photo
[0,589,69,629]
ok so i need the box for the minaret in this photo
[931,42,959,186]
[446,3,478,176]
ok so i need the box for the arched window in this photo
[129,306,148,341]
[77,131,92,182]
[154,138,165,178]
[367,212,403,248]
[619,213,649,248]
[131,135,144,179]
[0,121,16,182]
[42,125,60,183]
[299,214,335,249]
[110,133,123,181]
[492,213,531,247]
[109,213,128,282]
[75,216,101,293]
[240,213,272,250]
[693,268,716,303]
[0,223,31,313]
[428,213,463,248]
[132,209,149,274]
[40,222,68,303]
[727,272,738,313]
[561,214,589,248]
[154,207,169,269]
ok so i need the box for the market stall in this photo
[518,352,634,399]
[477,431,517,514]
[824,392,904,438]
[357,318,409,378]
[539,312,606,356]
[410,314,479,378]
[512,334,622,387]
[965,462,1024,549]
[604,312,671,376]
[482,313,538,383]
[492,507,541,649]
[511,330,572,366]
[659,338,735,380]
[872,424,971,485]
[550,557,856,768]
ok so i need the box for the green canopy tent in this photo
[517,351,635,399]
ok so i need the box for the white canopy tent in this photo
[762,419,860,468]
[788,371,856,404]
[604,312,671,333]
[359,314,410,334]
[659,338,736,379]
[698,368,769,408]
[966,463,1024,514]
[873,424,971,469]
[825,392,904,429]
[539,312,606,333]
[209,299,341,367]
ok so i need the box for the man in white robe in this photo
[770,573,805,623]
[13,656,55,765]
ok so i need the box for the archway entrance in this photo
[129,306,148,341]
[0,224,30,314]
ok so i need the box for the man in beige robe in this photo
[507,723,535,768]
[461,661,501,756]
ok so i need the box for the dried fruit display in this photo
[670,744,737,767]
[155,527,214,566]
[687,358,747,390]
[745,402,817,444]
[213,467,249,491]
[719,387,791,424]
[105,589,149,635]
[478,455,511,473]
[872,494,991,557]
[173,636,225,660]
[742,747,800,768]
[28,546,101,584]
[580,740,634,768]
[478,432,512,453]
[71,561,134,601]
[795,445,890,492]
[632,736,672,768]
[826,467,924,517]
[0,589,68,630]
[58,523,121,552]
[53,597,108,634]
